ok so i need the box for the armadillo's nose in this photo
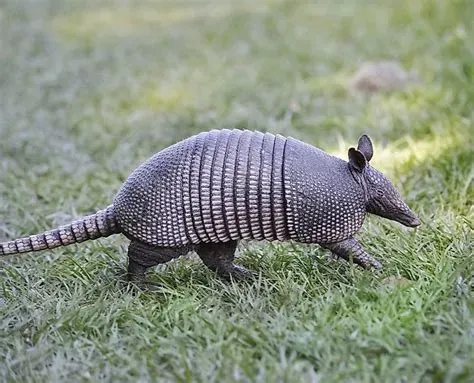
[408,216,421,228]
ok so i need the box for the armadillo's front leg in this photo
[196,241,253,280]
[321,237,382,270]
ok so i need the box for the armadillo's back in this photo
[114,129,289,247]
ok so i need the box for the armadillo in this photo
[0,129,420,281]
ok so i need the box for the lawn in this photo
[0,0,473,381]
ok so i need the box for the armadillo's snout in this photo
[407,216,421,228]
[399,210,421,228]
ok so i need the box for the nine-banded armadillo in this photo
[0,129,420,281]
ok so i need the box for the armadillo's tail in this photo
[0,205,120,256]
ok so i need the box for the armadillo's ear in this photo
[348,148,367,172]
[357,134,373,162]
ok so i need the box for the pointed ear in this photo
[357,134,373,162]
[348,148,367,172]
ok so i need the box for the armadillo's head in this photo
[348,135,421,228]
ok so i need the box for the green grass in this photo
[0,0,473,381]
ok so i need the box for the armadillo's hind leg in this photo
[127,241,191,283]
[196,241,253,280]
[321,237,382,270]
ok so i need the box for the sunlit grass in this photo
[330,118,470,172]
[53,3,269,41]
[1,0,473,382]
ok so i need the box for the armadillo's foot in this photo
[322,238,382,270]
[210,264,255,281]
[225,265,256,281]
[127,240,192,283]
[196,240,253,280]
[127,259,147,283]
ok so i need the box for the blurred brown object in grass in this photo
[350,60,422,94]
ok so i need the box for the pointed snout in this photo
[399,211,421,228]
[378,203,421,228]
[406,216,421,228]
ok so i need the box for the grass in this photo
[0,0,473,381]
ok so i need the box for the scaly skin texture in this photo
[0,130,420,283]
[0,205,118,255]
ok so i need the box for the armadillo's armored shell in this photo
[114,130,289,247]
[114,129,366,247]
